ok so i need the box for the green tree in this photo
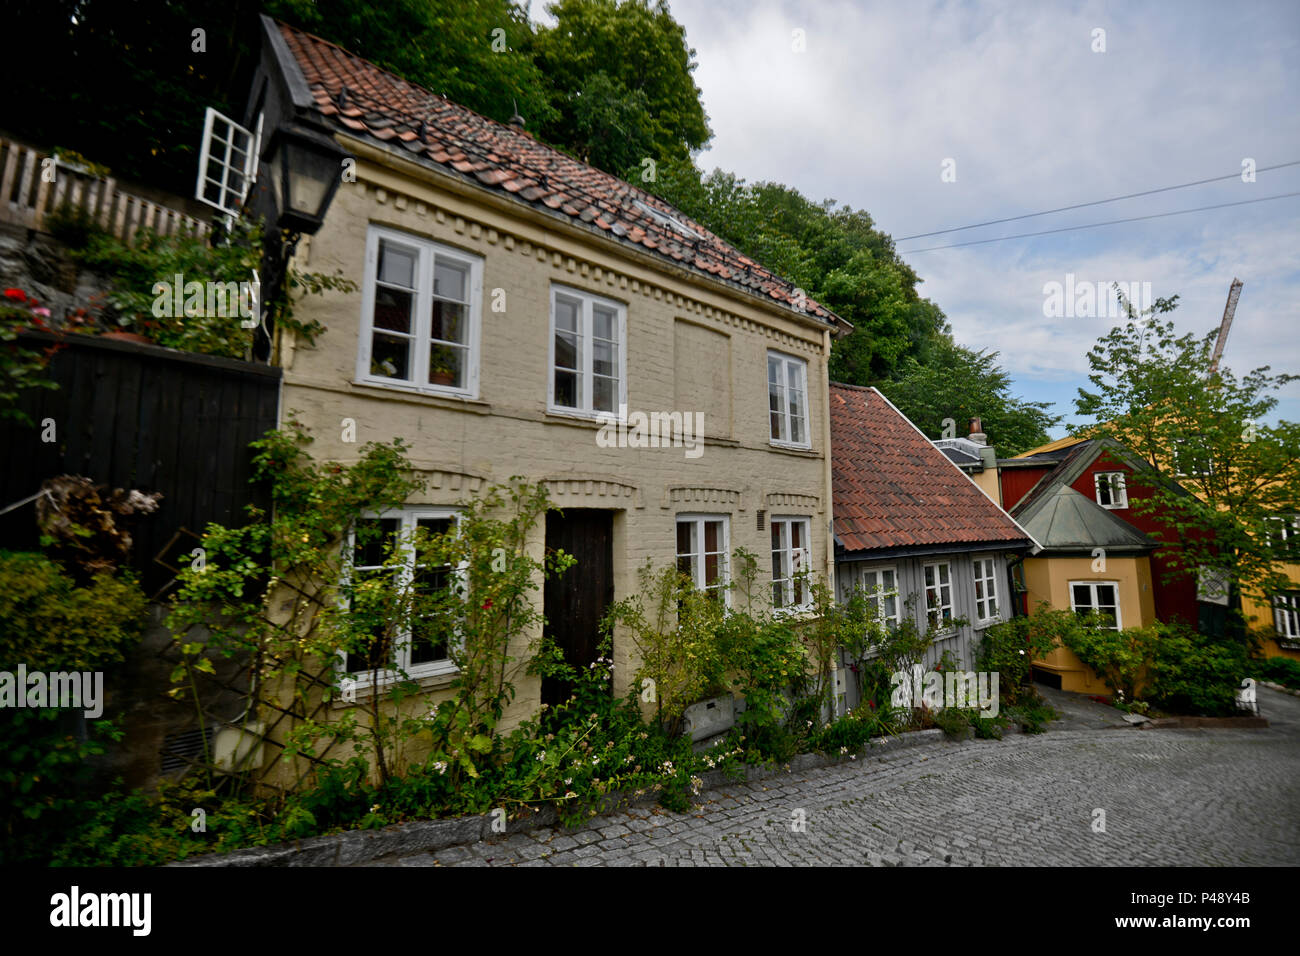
[1074,294,1300,607]
[270,0,557,130]
[531,0,711,170]
[882,340,1060,456]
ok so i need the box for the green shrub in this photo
[1004,699,1059,734]
[975,605,1069,705]
[0,551,147,864]
[931,707,972,739]
[1254,656,1300,690]
[1147,624,1253,717]
[0,550,146,672]
[1058,618,1157,702]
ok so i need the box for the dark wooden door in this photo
[542,509,615,707]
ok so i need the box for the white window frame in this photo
[547,284,627,419]
[1266,515,1300,558]
[770,516,813,612]
[1094,471,1128,509]
[851,565,900,627]
[1174,438,1213,478]
[972,556,1000,624]
[337,506,464,689]
[195,107,256,216]
[676,514,731,605]
[1069,580,1122,630]
[767,351,811,449]
[356,225,483,399]
[923,561,955,633]
[1273,592,1300,641]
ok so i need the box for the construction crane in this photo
[1208,278,1243,375]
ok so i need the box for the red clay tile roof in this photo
[275,21,843,328]
[831,383,1034,554]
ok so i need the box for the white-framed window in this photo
[548,284,626,418]
[676,514,730,602]
[1174,438,1213,478]
[1266,515,1300,559]
[357,225,483,398]
[972,556,999,623]
[923,562,954,632]
[1070,580,1122,630]
[768,351,810,448]
[195,107,256,215]
[770,516,812,610]
[850,566,900,626]
[338,507,463,687]
[1094,471,1128,509]
[1273,592,1300,641]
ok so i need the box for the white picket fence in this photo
[0,135,210,244]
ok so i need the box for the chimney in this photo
[508,99,526,128]
[968,416,987,445]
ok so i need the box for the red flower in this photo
[482,599,493,610]
[3,288,26,302]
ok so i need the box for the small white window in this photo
[972,556,1000,622]
[850,566,900,626]
[358,226,482,397]
[338,507,463,688]
[1094,472,1128,509]
[768,351,810,448]
[1273,592,1300,641]
[770,516,812,610]
[195,107,256,216]
[1266,515,1300,559]
[1070,580,1122,630]
[549,285,627,418]
[676,514,730,602]
[923,561,954,632]
[1174,438,1213,478]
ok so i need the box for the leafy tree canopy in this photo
[530,0,711,169]
[1075,294,1300,604]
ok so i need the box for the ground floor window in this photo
[923,561,954,631]
[676,514,729,602]
[1070,580,1121,630]
[339,507,462,685]
[771,516,811,610]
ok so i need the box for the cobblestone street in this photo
[376,687,1300,867]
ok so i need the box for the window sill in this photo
[769,439,815,455]
[332,666,459,708]
[348,379,491,412]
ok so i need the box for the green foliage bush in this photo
[0,551,148,864]
[975,605,1070,705]
[1254,656,1300,690]
[1146,624,1253,717]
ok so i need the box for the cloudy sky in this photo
[546,0,1300,439]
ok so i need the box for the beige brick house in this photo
[242,16,849,737]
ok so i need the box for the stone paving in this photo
[371,687,1300,867]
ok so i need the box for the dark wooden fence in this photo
[0,331,281,593]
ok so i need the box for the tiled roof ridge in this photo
[276,20,841,327]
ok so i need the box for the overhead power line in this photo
[898,191,1300,253]
[896,160,1300,241]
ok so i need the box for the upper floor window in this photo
[768,351,809,448]
[1274,592,1300,643]
[1094,471,1128,509]
[676,514,729,602]
[923,561,954,632]
[770,516,811,610]
[1070,580,1121,630]
[1266,515,1300,559]
[549,285,626,417]
[358,226,482,397]
[972,556,999,623]
[338,507,462,687]
[1174,438,1212,478]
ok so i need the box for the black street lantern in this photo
[265,120,348,235]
